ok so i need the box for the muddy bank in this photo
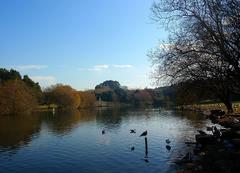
[176,110,240,173]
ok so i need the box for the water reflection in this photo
[0,115,41,151]
[0,109,208,151]
[42,109,96,135]
[0,108,212,173]
[96,107,127,131]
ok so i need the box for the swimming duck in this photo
[130,129,136,133]
[166,139,171,144]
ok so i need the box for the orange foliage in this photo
[78,91,96,108]
[45,84,80,109]
[0,80,38,115]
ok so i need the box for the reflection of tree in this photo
[42,109,96,135]
[0,115,41,151]
[96,108,128,131]
[174,110,207,129]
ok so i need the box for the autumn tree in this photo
[0,80,38,115]
[78,91,96,108]
[0,68,43,103]
[132,90,153,107]
[150,0,240,112]
[44,84,80,109]
[22,75,43,102]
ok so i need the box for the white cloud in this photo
[30,76,56,86]
[94,64,109,69]
[79,64,134,71]
[112,64,133,68]
[15,65,48,71]
[79,64,109,71]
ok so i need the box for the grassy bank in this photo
[178,102,240,114]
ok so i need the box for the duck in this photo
[143,158,149,163]
[102,129,105,135]
[166,145,171,151]
[130,129,136,133]
[139,130,147,137]
[166,139,171,144]
[131,146,135,151]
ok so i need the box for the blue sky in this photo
[0,0,168,90]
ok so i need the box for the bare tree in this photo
[150,0,240,112]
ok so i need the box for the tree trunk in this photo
[223,100,233,113]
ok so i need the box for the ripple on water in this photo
[0,109,212,173]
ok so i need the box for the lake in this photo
[0,108,213,173]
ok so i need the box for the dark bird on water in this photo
[130,129,136,133]
[143,159,149,163]
[166,145,171,151]
[197,130,207,135]
[139,130,147,137]
[166,139,171,144]
[102,130,105,135]
[131,146,135,151]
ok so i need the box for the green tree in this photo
[95,80,127,102]
[0,68,21,83]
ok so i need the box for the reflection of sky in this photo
[0,109,213,173]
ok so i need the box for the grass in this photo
[193,102,240,113]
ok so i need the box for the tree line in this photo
[0,70,176,115]
[94,80,176,107]
[2,68,234,115]
[0,68,96,115]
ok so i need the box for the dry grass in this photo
[191,102,240,113]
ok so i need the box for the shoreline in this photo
[177,109,240,173]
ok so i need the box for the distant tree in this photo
[133,90,153,107]
[22,75,42,102]
[44,84,80,109]
[22,75,41,91]
[95,80,121,90]
[0,68,21,83]
[95,87,114,102]
[95,80,127,102]
[78,91,96,108]
[150,87,176,107]
[0,80,38,115]
[0,68,42,103]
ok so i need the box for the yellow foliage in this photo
[0,80,37,115]
[78,91,96,108]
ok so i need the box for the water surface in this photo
[0,108,212,173]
